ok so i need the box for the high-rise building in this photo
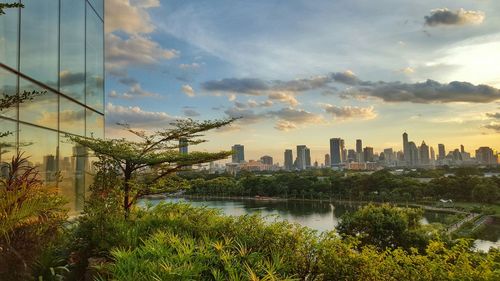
[476,147,496,165]
[330,138,342,166]
[403,132,409,164]
[383,148,394,163]
[347,149,356,162]
[356,139,364,162]
[460,144,465,153]
[363,147,374,162]
[305,147,311,168]
[179,137,188,154]
[284,149,293,170]
[0,1,104,214]
[324,154,330,167]
[231,144,245,163]
[340,139,346,163]
[260,155,273,165]
[419,141,430,165]
[438,144,446,160]
[408,142,419,166]
[430,147,435,161]
[296,145,307,170]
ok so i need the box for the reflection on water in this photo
[144,197,499,251]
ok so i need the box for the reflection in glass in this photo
[60,0,85,102]
[88,0,104,19]
[18,124,58,187]
[20,0,59,85]
[0,2,19,69]
[0,119,17,178]
[86,5,104,112]
[60,97,85,136]
[0,68,18,119]
[86,109,104,139]
[18,79,58,130]
[59,135,87,214]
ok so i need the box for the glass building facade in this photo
[0,0,104,214]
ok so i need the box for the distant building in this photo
[284,149,293,170]
[419,141,430,165]
[324,154,330,167]
[296,145,307,170]
[437,144,446,161]
[240,160,273,172]
[305,147,311,168]
[403,132,409,164]
[356,139,364,162]
[231,144,245,163]
[408,141,419,167]
[363,147,374,162]
[430,147,435,162]
[330,138,342,167]
[383,148,395,165]
[347,149,356,162]
[260,155,273,165]
[476,147,497,166]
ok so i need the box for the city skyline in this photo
[102,0,500,160]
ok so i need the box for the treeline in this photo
[183,170,500,203]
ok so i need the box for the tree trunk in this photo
[123,166,132,220]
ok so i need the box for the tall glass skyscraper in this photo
[0,0,104,214]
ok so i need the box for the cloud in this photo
[181,84,195,97]
[400,67,415,75]
[106,0,157,34]
[38,110,85,127]
[106,33,179,75]
[268,107,323,124]
[106,102,177,129]
[223,107,265,124]
[118,77,139,86]
[59,71,85,87]
[486,112,500,119]
[268,92,299,107]
[322,104,377,120]
[424,8,485,27]
[183,108,200,117]
[202,78,269,95]
[484,123,500,132]
[109,83,160,99]
[330,71,360,85]
[179,63,201,70]
[274,120,297,131]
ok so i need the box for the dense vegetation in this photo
[184,169,500,204]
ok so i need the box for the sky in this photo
[105,0,500,165]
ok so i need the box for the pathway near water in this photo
[446,213,480,234]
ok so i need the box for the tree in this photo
[0,2,23,15]
[472,180,499,203]
[337,204,441,251]
[69,119,236,218]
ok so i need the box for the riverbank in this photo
[143,193,472,215]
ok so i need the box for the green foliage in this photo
[337,204,443,251]
[472,180,499,203]
[0,152,67,280]
[81,203,500,280]
[68,118,235,218]
[0,2,23,15]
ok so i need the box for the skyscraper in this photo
[356,139,363,162]
[231,144,245,163]
[329,138,342,166]
[363,147,374,162]
[475,147,496,165]
[403,132,409,164]
[296,145,307,170]
[419,141,430,165]
[408,141,419,166]
[324,154,330,167]
[438,144,446,160]
[0,1,104,214]
[284,149,293,170]
[305,147,311,168]
[430,147,435,162]
[347,149,356,162]
[260,155,273,165]
[340,139,346,163]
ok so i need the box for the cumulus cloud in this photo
[106,0,157,34]
[268,92,299,107]
[181,84,195,97]
[322,104,377,120]
[106,102,177,129]
[223,107,265,124]
[274,120,297,131]
[38,110,85,127]
[109,83,160,99]
[106,33,179,75]
[202,78,269,95]
[268,107,323,124]
[424,8,485,26]
[183,108,200,117]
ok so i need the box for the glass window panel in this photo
[18,124,58,188]
[59,134,87,214]
[86,5,104,112]
[20,0,59,85]
[60,97,85,136]
[0,68,18,119]
[60,0,85,102]
[0,118,17,178]
[88,0,104,19]
[85,109,104,139]
[0,1,19,69]
[18,79,58,130]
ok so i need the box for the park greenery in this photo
[183,169,500,205]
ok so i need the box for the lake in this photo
[143,197,499,252]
